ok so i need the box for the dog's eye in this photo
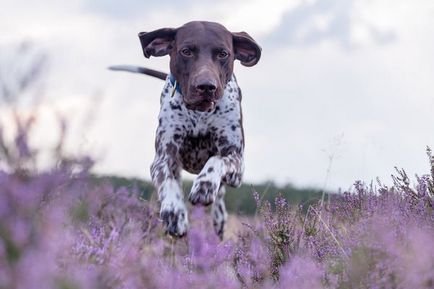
[217,50,229,59]
[180,48,193,57]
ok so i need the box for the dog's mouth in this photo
[184,90,221,112]
[185,99,216,112]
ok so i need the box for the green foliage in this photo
[0,225,21,264]
[91,175,326,215]
[225,181,324,215]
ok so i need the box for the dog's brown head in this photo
[138,21,261,111]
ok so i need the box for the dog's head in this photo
[138,21,261,112]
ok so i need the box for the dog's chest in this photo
[159,76,240,134]
[157,76,242,173]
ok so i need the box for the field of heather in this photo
[1,117,434,289]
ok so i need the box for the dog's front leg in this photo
[189,151,244,206]
[151,131,188,237]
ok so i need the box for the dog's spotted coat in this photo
[132,21,261,238]
[151,75,244,238]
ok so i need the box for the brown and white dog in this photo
[112,21,261,238]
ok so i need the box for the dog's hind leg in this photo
[211,185,228,240]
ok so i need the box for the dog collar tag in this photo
[171,81,177,97]
[168,74,182,96]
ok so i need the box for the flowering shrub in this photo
[1,117,433,289]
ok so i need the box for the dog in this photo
[112,21,261,239]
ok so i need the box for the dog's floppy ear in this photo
[138,28,177,58]
[232,32,261,67]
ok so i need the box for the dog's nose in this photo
[196,82,217,95]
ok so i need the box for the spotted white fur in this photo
[151,75,244,238]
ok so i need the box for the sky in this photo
[1,0,434,191]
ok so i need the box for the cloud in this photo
[83,0,217,21]
[265,0,396,50]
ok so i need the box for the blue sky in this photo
[1,0,434,190]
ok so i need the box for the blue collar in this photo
[168,74,182,95]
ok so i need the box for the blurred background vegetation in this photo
[92,174,327,215]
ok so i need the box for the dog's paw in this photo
[160,201,188,237]
[189,177,220,206]
[223,171,243,187]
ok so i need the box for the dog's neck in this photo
[165,74,238,121]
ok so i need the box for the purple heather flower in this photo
[278,255,325,289]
